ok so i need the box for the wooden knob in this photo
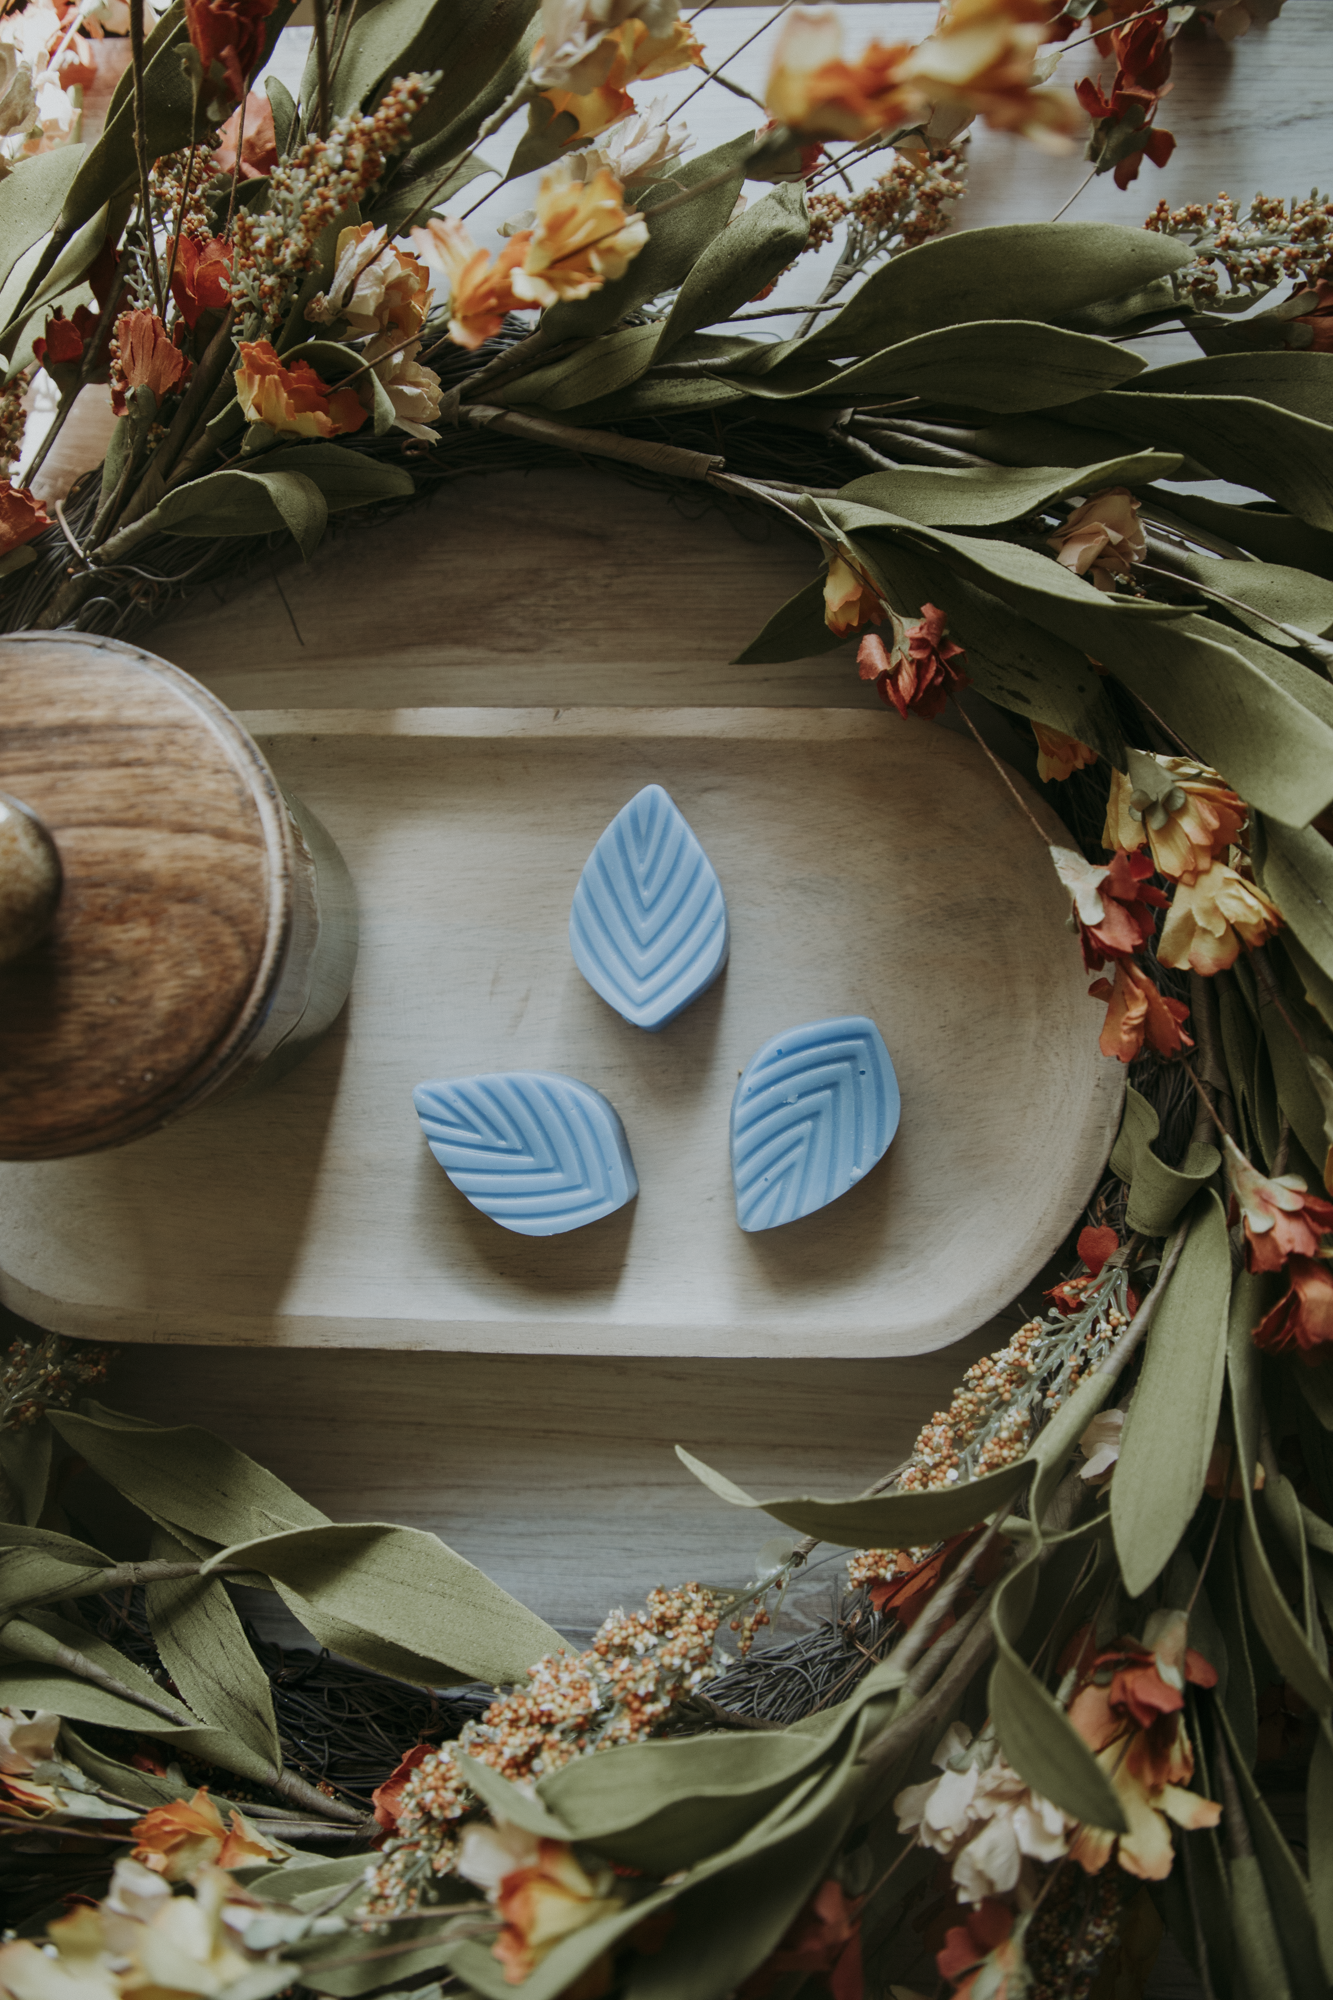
[0,793,61,965]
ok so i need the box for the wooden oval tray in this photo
[0,706,1121,1356]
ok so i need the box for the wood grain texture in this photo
[0,707,1122,1353]
[0,635,288,1158]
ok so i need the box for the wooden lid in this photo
[0,633,294,1159]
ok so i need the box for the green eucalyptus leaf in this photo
[1254,818,1333,996]
[0,1428,52,1528]
[0,148,87,303]
[0,1606,201,1718]
[156,466,330,556]
[248,441,414,509]
[146,1525,281,1779]
[797,221,1190,359]
[1312,1719,1333,1981]
[731,574,843,667]
[1109,1087,1219,1236]
[59,0,204,237]
[736,321,1144,414]
[837,451,1181,529]
[1066,385,1333,532]
[673,1444,1031,1548]
[47,1404,328,1545]
[1214,1700,1327,1998]
[319,0,536,142]
[1111,1192,1230,1596]
[0,200,114,349]
[989,1552,1126,1831]
[0,1522,106,1562]
[1126,351,1333,425]
[0,1547,103,1617]
[200,1520,564,1688]
[500,322,662,410]
[1160,552,1333,647]
[1143,489,1333,583]
[265,77,298,155]
[366,151,491,235]
[656,183,809,357]
[540,131,755,344]
[559,370,751,423]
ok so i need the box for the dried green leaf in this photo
[798,221,1190,359]
[673,1444,1031,1549]
[1214,1700,1327,1999]
[1255,818,1333,1004]
[1312,1719,1333,1981]
[1127,352,1333,426]
[0,1428,53,1528]
[0,148,87,305]
[1109,1087,1220,1236]
[146,1525,281,1780]
[1161,553,1333,648]
[837,451,1180,529]
[1143,488,1333,583]
[0,1547,103,1617]
[201,1520,564,1689]
[156,465,329,557]
[499,322,663,411]
[1112,1192,1230,1596]
[656,183,809,356]
[730,574,843,667]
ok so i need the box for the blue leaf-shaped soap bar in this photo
[414,1073,638,1237]
[731,1017,900,1233]
[570,784,728,1031]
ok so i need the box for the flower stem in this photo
[130,0,165,317]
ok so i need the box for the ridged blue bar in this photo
[731,1016,900,1233]
[413,1072,638,1237]
[570,784,728,1031]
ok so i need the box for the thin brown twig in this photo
[129,0,165,316]
[953,697,1054,847]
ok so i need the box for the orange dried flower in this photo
[171,237,233,331]
[1033,723,1096,782]
[899,0,1080,152]
[512,161,649,307]
[415,217,533,351]
[1089,959,1192,1062]
[542,15,705,143]
[1157,859,1280,975]
[826,550,885,635]
[131,1787,278,1879]
[213,90,278,179]
[765,6,919,142]
[111,310,189,416]
[1224,1133,1333,1274]
[1052,845,1167,973]
[233,338,366,437]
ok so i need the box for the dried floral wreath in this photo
[2,0,1333,1997]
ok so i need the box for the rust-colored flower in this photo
[1076,6,1175,190]
[372,1742,431,1831]
[1089,959,1192,1063]
[184,0,279,105]
[543,15,705,143]
[1223,1133,1333,1275]
[765,7,920,142]
[1067,1630,1220,1880]
[170,236,233,331]
[111,309,189,415]
[1253,1255,1333,1360]
[825,550,885,635]
[233,338,366,438]
[1033,723,1096,783]
[1157,858,1280,975]
[0,483,51,556]
[1248,1248,1328,1360]
[33,302,97,388]
[856,604,968,718]
[865,1524,1007,1627]
[456,1822,623,1985]
[414,216,533,351]
[213,90,278,178]
[739,1879,864,2000]
[1048,486,1145,589]
[512,161,648,307]
[1103,755,1245,885]
[898,0,1081,152]
[131,1787,278,1880]
[937,1900,1026,1999]
[1052,845,1167,973]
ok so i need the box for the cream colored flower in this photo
[412,217,534,351]
[1079,1408,1124,1484]
[895,1722,1072,1904]
[1103,753,1245,885]
[305,223,433,340]
[131,1787,282,1880]
[511,161,648,307]
[896,0,1080,153]
[765,6,921,143]
[1048,487,1146,590]
[365,334,443,440]
[531,0,682,92]
[573,95,691,186]
[1157,858,1281,975]
[0,1707,59,1776]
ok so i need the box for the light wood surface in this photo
[0,706,1121,1352]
